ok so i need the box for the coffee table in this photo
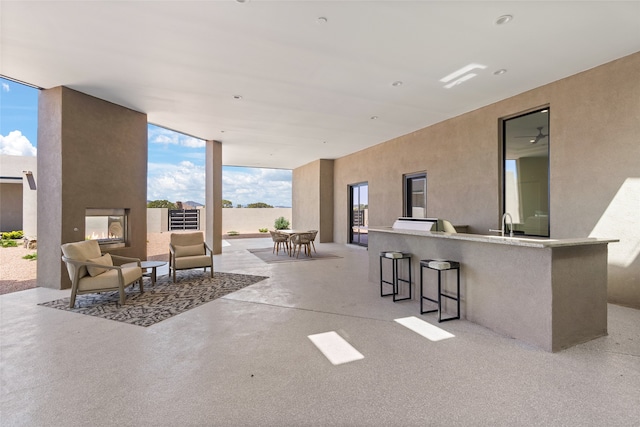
[139,260,167,286]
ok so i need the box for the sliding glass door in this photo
[349,182,369,246]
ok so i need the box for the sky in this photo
[0,77,292,207]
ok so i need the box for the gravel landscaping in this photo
[0,232,176,295]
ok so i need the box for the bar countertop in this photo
[368,226,618,248]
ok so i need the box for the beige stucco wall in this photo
[0,155,37,237]
[0,182,22,232]
[205,140,223,254]
[295,51,640,308]
[318,159,334,243]
[292,160,319,233]
[147,207,292,234]
[222,208,292,234]
[37,86,147,290]
[292,159,333,242]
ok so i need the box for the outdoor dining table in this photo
[277,230,306,236]
[276,230,311,257]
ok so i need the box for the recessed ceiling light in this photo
[440,63,487,83]
[370,116,379,120]
[541,109,548,113]
[392,81,403,87]
[493,69,507,75]
[233,95,243,100]
[495,15,513,25]
[317,17,328,24]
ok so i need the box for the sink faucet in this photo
[502,212,513,237]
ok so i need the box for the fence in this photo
[168,209,200,230]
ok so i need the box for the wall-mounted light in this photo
[22,171,36,190]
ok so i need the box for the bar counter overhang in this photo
[368,226,618,352]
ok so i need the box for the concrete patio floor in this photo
[1,237,639,426]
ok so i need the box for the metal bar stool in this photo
[420,259,460,322]
[379,251,412,302]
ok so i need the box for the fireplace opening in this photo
[85,208,128,249]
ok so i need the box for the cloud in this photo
[148,125,205,148]
[0,130,37,156]
[147,161,206,203]
[2,82,9,92]
[148,163,292,207]
[222,167,292,207]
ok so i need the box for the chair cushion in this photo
[174,255,212,269]
[427,260,452,270]
[175,244,205,257]
[61,240,102,260]
[87,253,113,277]
[61,240,103,279]
[170,232,204,247]
[382,251,407,259]
[77,265,142,291]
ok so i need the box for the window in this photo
[502,108,550,237]
[404,172,427,218]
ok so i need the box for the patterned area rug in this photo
[38,271,268,327]
[248,247,342,263]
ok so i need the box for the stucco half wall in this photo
[147,207,292,235]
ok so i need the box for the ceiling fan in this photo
[516,126,548,144]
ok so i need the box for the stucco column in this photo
[37,86,147,289]
[292,159,334,242]
[205,140,223,254]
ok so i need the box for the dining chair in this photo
[290,232,313,258]
[308,230,318,253]
[270,230,290,255]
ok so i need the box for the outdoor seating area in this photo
[269,230,318,258]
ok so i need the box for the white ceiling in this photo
[1,1,639,170]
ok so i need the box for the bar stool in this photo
[419,259,460,322]
[379,251,412,302]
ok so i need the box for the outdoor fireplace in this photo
[85,208,128,249]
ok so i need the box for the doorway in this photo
[349,182,368,246]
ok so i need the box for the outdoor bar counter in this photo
[368,226,618,352]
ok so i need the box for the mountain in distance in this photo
[182,200,204,208]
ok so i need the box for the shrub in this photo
[227,231,239,236]
[147,200,177,209]
[1,230,24,240]
[247,202,273,208]
[1,239,18,248]
[258,228,268,233]
[274,217,290,230]
[22,253,37,261]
